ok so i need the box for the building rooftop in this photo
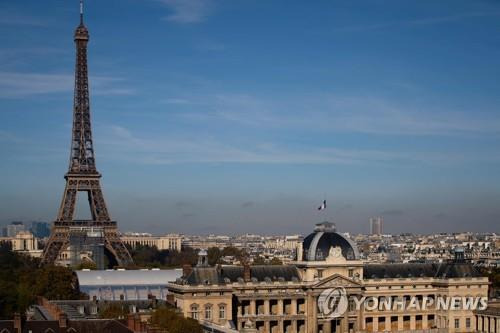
[182,265,301,285]
[76,269,182,287]
[363,263,484,279]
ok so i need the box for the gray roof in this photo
[184,265,301,285]
[363,263,483,279]
[76,269,182,286]
[303,227,360,261]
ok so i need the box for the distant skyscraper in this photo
[369,217,383,235]
[6,221,25,237]
[30,221,51,238]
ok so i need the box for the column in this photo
[423,314,428,329]
[250,300,256,316]
[291,299,298,315]
[342,307,348,332]
[323,321,331,333]
[292,319,298,333]
[410,315,416,330]
[373,317,378,332]
[306,293,317,333]
[265,300,270,315]
[278,299,284,315]
[398,316,403,331]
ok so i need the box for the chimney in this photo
[13,313,21,333]
[58,313,68,328]
[243,263,251,282]
[182,264,193,278]
[134,314,142,332]
[127,314,135,331]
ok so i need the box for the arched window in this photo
[218,304,226,319]
[204,304,212,320]
[190,304,199,320]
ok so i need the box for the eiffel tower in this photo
[42,1,133,268]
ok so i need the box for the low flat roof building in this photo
[76,269,182,301]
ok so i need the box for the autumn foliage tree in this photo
[150,306,202,333]
[0,242,81,319]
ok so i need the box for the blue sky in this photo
[0,0,499,235]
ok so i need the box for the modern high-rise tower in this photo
[41,2,133,268]
[369,217,383,235]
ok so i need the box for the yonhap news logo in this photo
[317,287,349,318]
[318,288,488,319]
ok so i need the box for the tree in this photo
[207,247,222,266]
[33,265,81,300]
[0,244,81,319]
[127,245,198,268]
[99,303,129,319]
[252,256,266,265]
[221,246,248,263]
[269,257,283,265]
[76,260,97,270]
[150,306,202,333]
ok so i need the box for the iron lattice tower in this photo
[42,2,133,267]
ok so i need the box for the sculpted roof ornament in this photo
[303,221,360,261]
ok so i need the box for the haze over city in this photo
[1,0,500,235]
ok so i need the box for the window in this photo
[190,304,199,320]
[219,305,226,319]
[348,269,354,277]
[317,270,323,278]
[455,318,460,329]
[466,318,471,328]
[205,305,212,320]
[348,297,356,312]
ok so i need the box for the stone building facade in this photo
[121,233,182,251]
[475,301,500,332]
[168,222,490,333]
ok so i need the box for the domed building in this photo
[302,222,360,261]
[294,221,364,282]
[167,220,488,333]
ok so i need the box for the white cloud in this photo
[96,124,487,166]
[0,72,135,98]
[334,11,500,33]
[162,98,193,105]
[173,93,500,136]
[157,0,213,23]
[0,13,48,27]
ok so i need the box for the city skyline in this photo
[1,0,500,235]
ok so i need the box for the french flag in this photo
[317,200,326,211]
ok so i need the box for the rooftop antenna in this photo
[80,0,84,24]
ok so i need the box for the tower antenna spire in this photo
[80,0,84,24]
